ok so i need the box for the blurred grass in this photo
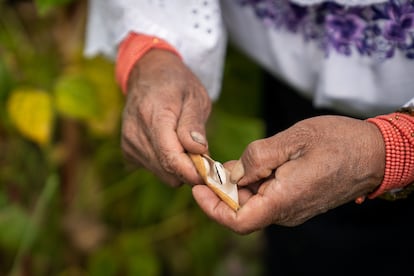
[218,45,263,119]
[210,44,264,161]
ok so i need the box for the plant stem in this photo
[9,173,59,276]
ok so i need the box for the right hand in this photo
[121,49,211,187]
[192,116,385,233]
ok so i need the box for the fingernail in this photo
[191,131,207,147]
[230,160,245,183]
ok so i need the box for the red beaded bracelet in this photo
[356,109,414,203]
[115,32,182,94]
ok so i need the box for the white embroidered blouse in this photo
[85,0,414,117]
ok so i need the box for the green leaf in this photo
[127,253,160,276]
[88,247,120,276]
[118,234,161,276]
[54,73,101,121]
[81,57,123,136]
[6,88,54,146]
[35,0,74,15]
[0,205,29,252]
[207,108,264,161]
[0,58,12,100]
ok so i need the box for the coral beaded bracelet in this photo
[356,107,414,203]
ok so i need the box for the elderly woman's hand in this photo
[121,49,211,187]
[192,115,385,234]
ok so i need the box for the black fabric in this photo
[261,71,414,276]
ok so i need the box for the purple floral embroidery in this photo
[236,0,414,60]
[326,13,366,55]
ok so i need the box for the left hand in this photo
[121,50,211,187]
[192,115,385,234]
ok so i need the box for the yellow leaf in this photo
[81,57,123,136]
[54,73,101,120]
[7,89,53,146]
[59,57,123,136]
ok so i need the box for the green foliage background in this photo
[0,0,265,275]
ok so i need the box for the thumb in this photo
[233,128,306,186]
[176,96,211,154]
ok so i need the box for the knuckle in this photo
[121,120,135,142]
[120,142,143,168]
[290,120,319,143]
[125,92,153,119]
[160,173,182,188]
[121,125,135,154]
[186,84,211,117]
[136,101,152,121]
[169,179,183,188]
[199,93,212,116]
[158,152,178,174]
[244,140,266,168]
[121,122,151,166]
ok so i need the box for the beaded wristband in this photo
[356,107,414,203]
[115,32,182,94]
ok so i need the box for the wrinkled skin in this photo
[192,116,386,234]
[121,49,211,187]
[121,50,386,234]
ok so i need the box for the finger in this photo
[233,189,278,233]
[151,113,202,185]
[192,184,237,223]
[121,117,153,167]
[176,88,211,154]
[192,184,276,234]
[236,127,308,185]
[122,132,186,187]
[157,170,184,187]
[230,160,244,183]
[238,188,254,205]
[121,136,146,167]
[222,160,238,170]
